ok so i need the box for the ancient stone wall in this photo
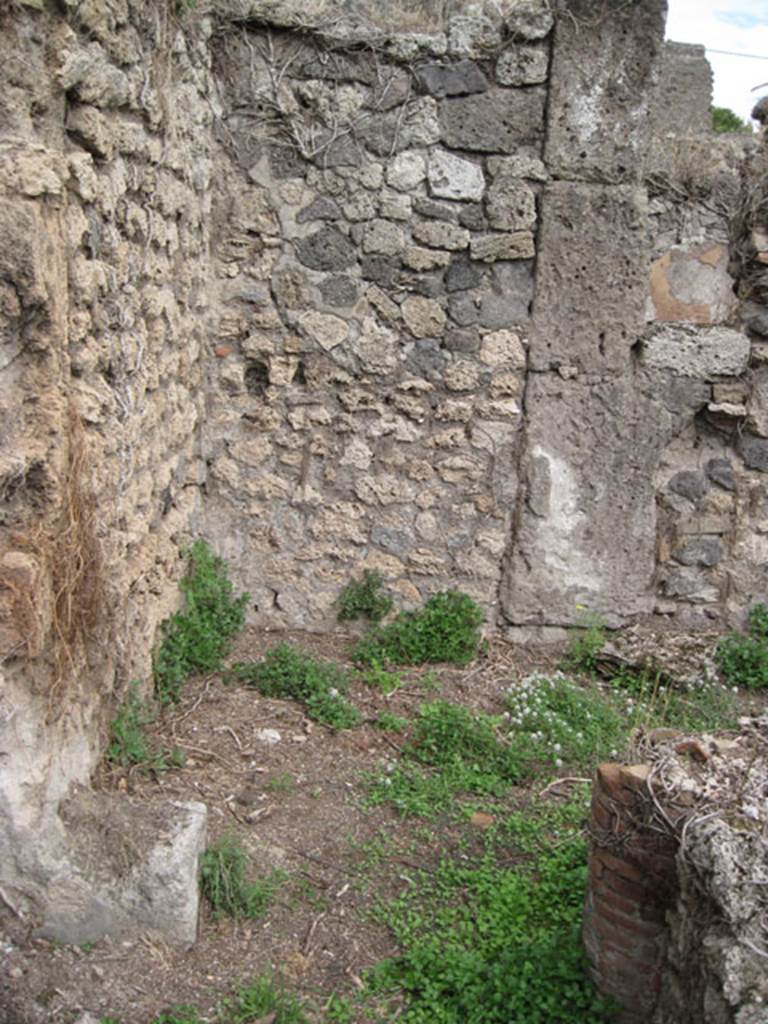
[0,0,766,957]
[0,0,215,937]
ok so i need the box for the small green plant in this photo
[375,711,409,732]
[267,771,295,794]
[151,1009,203,1024]
[324,993,356,1022]
[366,804,613,1024]
[564,608,605,674]
[107,683,185,772]
[505,673,628,770]
[717,603,768,689]
[335,569,393,623]
[219,975,309,1024]
[154,540,249,704]
[711,105,751,133]
[232,645,361,730]
[359,660,404,694]
[354,590,484,668]
[366,700,526,818]
[199,834,285,920]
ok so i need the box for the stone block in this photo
[505,3,554,41]
[705,458,735,491]
[668,471,707,501]
[500,373,696,625]
[385,150,427,191]
[641,326,750,378]
[402,296,447,338]
[672,537,721,567]
[439,89,546,153]
[446,255,483,293]
[663,569,719,603]
[470,232,535,263]
[296,227,356,271]
[42,795,207,948]
[320,275,359,306]
[739,437,768,473]
[486,176,536,231]
[412,220,470,251]
[545,0,666,182]
[362,218,405,256]
[416,60,488,97]
[529,182,650,374]
[446,15,501,58]
[495,45,549,86]
[428,149,485,202]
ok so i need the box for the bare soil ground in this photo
[0,629,560,1024]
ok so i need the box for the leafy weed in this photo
[200,834,285,920]
[335,569,393,624]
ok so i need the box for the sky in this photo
[666,0,768,123]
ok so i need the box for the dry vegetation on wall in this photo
[733,146,768,305]
[0,407,104,710]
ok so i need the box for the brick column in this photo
[583,763,680,1022]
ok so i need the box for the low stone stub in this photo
[528,181,650,374]
[40,794,208,948]
[545,0,667,182]
[641,325,750,378]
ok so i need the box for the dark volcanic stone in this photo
[458,203,487,230]
[673,538,722,568]
[439,89,546,153]
[413,198,460,223]
[405,339,447,379]
[668,471,707,501]
[268,145,306,180]
[705,458,736,491]
[747,310,768,337]
[444,328,480,353]
[320,275,359,307]
[296,197,343,224]
[361,254,398,287]
[739,436,768,473]
[446,255,483,293]
[416,60,489,98]
[399,271,445,298]
[296,228,356,272]
[448,292,481,326]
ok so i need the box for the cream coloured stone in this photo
[362,218,406,256]
[413,220,470,251]
[299,311,349,351]
[402,296,447,338]
[403,246,452,271]
[470,232,535,262]
[351,318,399,374]
[386,150,427,191]
[428,148,486,202]
[480,329,527,368]
[445,360,481,391]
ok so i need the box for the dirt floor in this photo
[0,629,563,1024]
[1,627,764,1024]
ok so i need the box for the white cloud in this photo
[666,0,768,121]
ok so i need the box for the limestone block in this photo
[439,89,546,153]
[416,60,488,98]
[545,0,666,181]
[412,220,470,251]
[496,45,548,86]
[362,218,405,256]
[488,153,548,182]
[444,360,481,391]
[663,569,719,603]
[66,105,115,160]
[529,182,650,374]
[403,246,452,271]
[486,176,536,232]
[379,191,412,220]
[446,15,501,58]
[402,296,447,338]
[58,42,131,108]
[641,326,750,379]
[428,149,485,202]
[505,3,554,41]
[385,150,427,191]
[41,795,207,948]
[299,311,349,351]
[470,232,535,262]
[481,329,528,366]
[351,318,399,374]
